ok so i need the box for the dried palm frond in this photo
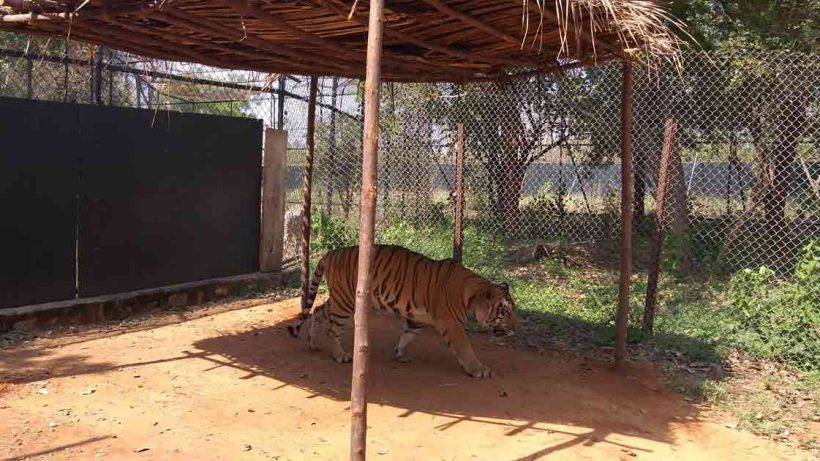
[525,0,687,71]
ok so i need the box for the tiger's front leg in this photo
[436,321,492,378]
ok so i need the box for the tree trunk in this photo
[632,122,653,227]
[748,113,771,210]
[498,161,525,236]
[633,162,647,227]
[764,97,804,236]
[630,74,663,230]
[666,134,693,272]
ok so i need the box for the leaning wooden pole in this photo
[300,76,319,309]
[615,61,634,370]
[643,117,677,333]
[350,0,385,459]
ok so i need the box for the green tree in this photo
[672,0,818,53]
[430,77,577,236]
[315,115,363,219]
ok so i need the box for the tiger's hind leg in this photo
[307,302,328,351]
[325,304,352,363]
[394,319,425,363]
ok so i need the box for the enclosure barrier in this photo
[1,32,818,454]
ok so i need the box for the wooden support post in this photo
[260,128,288,273]
[300,77,319,309]
[643,118,677,333]
[615,61,634,370]
[350,0,385,459]
[453,123,465,262]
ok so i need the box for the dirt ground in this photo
[0,296,809,461]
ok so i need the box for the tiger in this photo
[287,244,517,378]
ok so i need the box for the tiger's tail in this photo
[287,255,327,338]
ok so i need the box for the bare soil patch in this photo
[1,296,807,460]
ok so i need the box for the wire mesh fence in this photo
[1,32,817,372]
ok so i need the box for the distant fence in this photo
[1,33,818,372]
[1,34,818,274]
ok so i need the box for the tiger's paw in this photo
[333,352,352,363]
[466,364,492,379]
[394,353,413,363]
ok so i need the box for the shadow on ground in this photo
[0,298,734,460]
[187,310,707,457]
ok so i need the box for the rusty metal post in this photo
[350,0,385,458]
[92,46,103,105]
[135,74,141,108]
[615,61,634,370]
[453,123,465,262]
[277,74,286,130]
[24,50,33,98]
[108,49,114,105]
[63,41,69,102]
[300,76,319,309]
[644,118,677,333]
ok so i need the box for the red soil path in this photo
[0,297,804,460]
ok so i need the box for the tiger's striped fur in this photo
[287,245,516,378]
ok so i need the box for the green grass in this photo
[308,214,817,370]
[302,214,819,452]
[309,213,731,360]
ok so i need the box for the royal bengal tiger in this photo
[287,244,517,378]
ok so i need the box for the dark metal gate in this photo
[0,97,263,308]
[0,98,79,308]
[78,106,262,296]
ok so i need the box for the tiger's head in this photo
[472,282,517,337]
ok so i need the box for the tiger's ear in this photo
[500,282,509,291]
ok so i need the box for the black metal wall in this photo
[0,99,80,308]
[0,97,263,308]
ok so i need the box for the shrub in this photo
[728,241,820,371]
[311,212,358,254]
[520,189,567,241]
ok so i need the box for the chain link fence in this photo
[2,33,818,373]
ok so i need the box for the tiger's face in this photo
[476,282,517,337]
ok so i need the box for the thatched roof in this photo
[0,0,682,82]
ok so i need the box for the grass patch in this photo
[303,216,819,454]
